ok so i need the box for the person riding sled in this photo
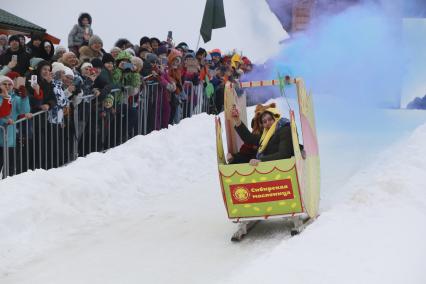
[229,102,301,166]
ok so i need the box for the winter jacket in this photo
[0,48,30,76]
[0,92,30,147]
[68,24,93,48]
[235,118,294,162]
[40,40,55,61]
[27,78,57,112]
[26,41,42,59]
[48,80,69,124]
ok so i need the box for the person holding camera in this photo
[26,33,43,59]
[0,75,31,176]
[27,60,56,112]
[0,35,30,76]
[68,13,94,57]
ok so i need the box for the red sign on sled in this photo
[230,179,294,204]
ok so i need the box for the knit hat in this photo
[0,75,14,85]
[89,35,103,46]
[139,36,150,46]
[6,71,20,81]
[29,57,44,70]
[102,53,115,64]
[81,62,93,70]
[8,34,20,44]
[63,66,74,78]
[91,58,103,68]
[51,62,66,74]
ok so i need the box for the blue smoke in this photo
[245,1,404,108]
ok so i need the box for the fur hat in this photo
[52,62,66,74]
[81,62,93,70]
[89,35,103,47]
[63,66,74,78]
[78,13,92,26]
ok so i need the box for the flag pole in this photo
[196,33,201,51]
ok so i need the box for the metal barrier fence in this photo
[0,81,209,179]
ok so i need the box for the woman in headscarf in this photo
[40,40,54,61]
[231,102,295,166]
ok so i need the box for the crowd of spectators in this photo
[0,12,254,178]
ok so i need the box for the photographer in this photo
[0,35,30,76]
[27,60,56,112]
[0,75,31,176]
[111,50,140,142]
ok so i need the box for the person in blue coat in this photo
[0,75,31,177]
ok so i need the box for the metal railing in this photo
[0,81,208,179]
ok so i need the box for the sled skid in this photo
[290,216,315,236]
[231,221,259,242]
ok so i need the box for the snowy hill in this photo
[0,98,426,283]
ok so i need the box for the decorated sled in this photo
[215,77,320,241]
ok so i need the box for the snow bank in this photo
[0,114,218,276]
[222,123,426,284]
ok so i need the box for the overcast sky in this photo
[3,0,287,63]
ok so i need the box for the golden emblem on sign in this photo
[233,187,250,202]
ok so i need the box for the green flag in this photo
[200,0,226,43]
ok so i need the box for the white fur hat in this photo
[52,62,66,74]
[63,66,74,78]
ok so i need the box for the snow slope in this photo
[223,123,426,284]
[0,99,426,283]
